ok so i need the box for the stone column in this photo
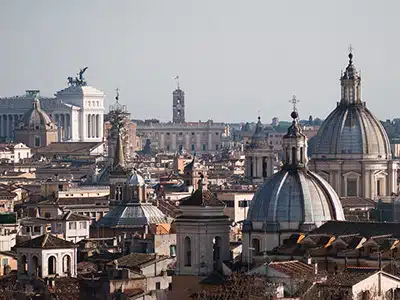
[96,114,99,138]
[257,155,263,178]
[196,133,201,151]
[185,133,190,151]
[370,171,375,199]
[87,115,91,138]
[364,169,370,199]
[172,133,177,151]
[208,132,212,152]
[252,157,257,179]
[92,115,96,138]
[160,133,165,149]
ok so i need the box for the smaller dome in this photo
[19,99,56,130]
[126,170,145,186]
[96,203,170,228]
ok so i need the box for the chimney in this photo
[307,256,312,265]
[314,262,318,275]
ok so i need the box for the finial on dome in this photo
[115,88,120,103]
[348,44,353,64]
[291,110,298,120]
[289,95,299,112]
[174,75,180,90]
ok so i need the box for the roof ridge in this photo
[42,233,49,247]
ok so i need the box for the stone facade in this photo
[136,86,226,153]
[0,84,105,142]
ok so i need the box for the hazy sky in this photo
[1,1,399,123]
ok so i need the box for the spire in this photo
[113,125,125,170]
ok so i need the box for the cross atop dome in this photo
[289,95,299,112]
[348,44,353,64]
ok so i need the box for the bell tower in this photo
[172,76,185,123]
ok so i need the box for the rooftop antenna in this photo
[174,75,180,90]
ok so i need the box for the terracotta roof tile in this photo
[16,233,78,249]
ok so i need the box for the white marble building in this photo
[0,78,105,142]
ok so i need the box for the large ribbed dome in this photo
[313,51,391,160]
[313,104,391,159]
[247,169,345,230]
[246,108,345,233]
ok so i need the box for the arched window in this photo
[21,255,27,274]
[252,238,261,255]
[48,256,56,275]
[32,256,39,277]
[62,255,71,275]
[184,237,191,266]
[115,185,122,201]
[292,147,297,165]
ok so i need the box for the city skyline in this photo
[1,1,400,122]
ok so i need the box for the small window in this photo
[2,258,8,266]
[79,221,87,229]
[69,222,76,230]
[44,212,51,218]
[156,282,161,290]
[191,144,195,151]
[166,132,170,136]
[202,144,206,151]
[215,132,219,135]
[179,132,182,136]
[34,136,41,147]
[191,132,195,135]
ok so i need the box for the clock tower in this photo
[172,79,185,123]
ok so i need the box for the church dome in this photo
[96,203,171,228]
[247,168,345,230]
[246,108,345,232]
[126,170,145,186]
[313,52,391,160]
[246,116,269,149]
[19,99,55,130]
[313,105,391,159]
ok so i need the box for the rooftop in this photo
[15,233,78,249]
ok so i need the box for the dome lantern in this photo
[340,47,362,106]
[282,96,308,169]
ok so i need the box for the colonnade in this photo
[0,114,24,139]
[87,114,101,138]
[54,113,71,141]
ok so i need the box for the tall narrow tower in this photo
[172,77,185,123]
